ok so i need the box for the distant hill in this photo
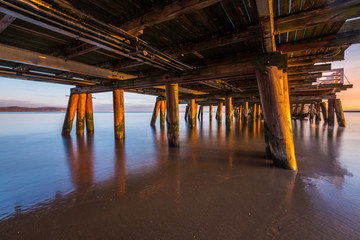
[0,106,66,112]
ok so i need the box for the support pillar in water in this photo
[85,93,94,134]
[76,93,87,136]
[239,104,243,120]
[198,105,203,121]
[216,101,223,125]
[320,102,328,123]
[209,105,213,122]
[113,89,125,141]
[328,99,335,126]
[256,66,297,170]
[62,93,79,135]
[150,99,161,127]
[309,103,315,122]
[257,104,262,119]
[188,99,196,128]
[166,83,179,147]
[242,102,248,122]
[225,96,233,129]
[184,104,189,121]
[253,103,257,121]
[315,102,322,122]
[335,99,346,127]
[160,100,166,128]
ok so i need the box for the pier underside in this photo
[0,0,358,169]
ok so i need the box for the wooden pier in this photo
[0,0,358,170]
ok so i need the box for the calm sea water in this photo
[0,112,359,239]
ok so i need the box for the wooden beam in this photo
[0,13,15,33]
[274,1,360,34]
[0,43,136,80]
[120,0,221,33]
[64,43,99,59]
[256,0,276,52]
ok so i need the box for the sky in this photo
[0,44,359,112]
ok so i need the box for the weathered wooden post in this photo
[256,66,297,170]
[62,93,79,135]
[166,83,179,147]
[85,93,94,134]
[320,102,328,122]
[216,101,223,125]
[257,104,262,119]
[335,99,346,127]
[150,99,161,127]
[76,93,87,136]
[300,104,305,119]
[315,102,322,122]
[225,96,233,130]
[160,100,166,128]
[209,105,213,122]
[113,89,125,141]
[328,99,335,126]
[188,99,196,128]
[184,104,189,121]
[239,104,243,120]
[242,102,248,122]
[197,105,203,121]
[253,103,257,120]
[309,103,315,122]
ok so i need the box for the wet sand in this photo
[0,113,359,239]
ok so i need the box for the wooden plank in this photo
[256,0,276,52]
[0,43,136,80]
[0,13,15,33]
[120,0,221,33]
[274,1,360,34]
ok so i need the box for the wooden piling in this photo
[257,104,261,119]
[239,104,243,120]
[315,102,322,122]
[309,103,315,122]
[198,105,203,121]
[217,101,223,125]
[256,66,297,170]
[225,96,233,129]
[150,99,161,127]
[188,99,196,128]
[320,102,328,122]
[253,103,257,121]
[76,93,87,136]
[166,83,179,147]
[335,99,346,127]
[85,93,94,134]
[328,99,335,126]
[62,93,79,135]
[242,102,248,122]
[113,89,125,140]
[209,105,213,121]
[184,104,189,121]
[160,100,166,128]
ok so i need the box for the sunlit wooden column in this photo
[257,104,262,119]
[256,66,297,170]
[315,102,322,122]
[76,93,87,136]
[166,83,179,147]
[150,99,161,127]
[239,104,243,120]
[216,101,223,125]
[160,100,166,128]
[85,93,94,134]
[335,99,346,127]
[209,105,213,122]
[253,103,257,120]
[225,96,233,129]
[328,99,335,126]
[62,93,79,135]
[113,89,125,141]
[188,99,196,128]
[242,102,248,122]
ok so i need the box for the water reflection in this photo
[114,141,126,196]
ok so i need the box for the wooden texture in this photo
[256,66,297,170]
[256,0,276,52]
[309,103,315,122]
[85,93,94,134]
[335,99,346,127]
[315,102,322,122]
[166,83,179,147]
[209,105,213,121]
[320,102,328,122]
[160,100,166,128]
[242,102,248,122]
[0,13,15,33]
[61,93,79,135]
[216,102,223,125]
[150,99,161,127]
[225,97,233,129]
[76,93,87,136]
[188,99,196,128]
[113,89,125,140]
[328,99,335,126]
